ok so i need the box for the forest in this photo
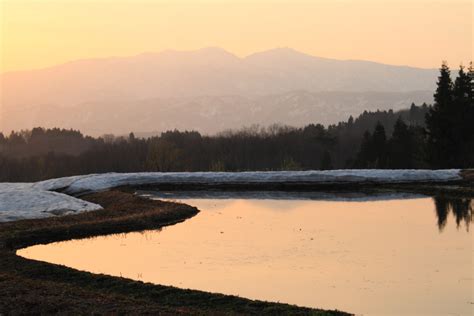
[0,63,472,182]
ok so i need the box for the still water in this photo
[19,192,473,315]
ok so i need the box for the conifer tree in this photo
[425,62,474,167]
[347,115,354,127]
[389,117,414,168]
[453,65,471,101]
[425,62,454,167]
[464,62,474,165]
[433,62,453,107]
[467,62,474,100]
[372,122,387,168]
[451,64,474,167]
[355,131,372,168]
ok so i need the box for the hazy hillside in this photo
[0,47,436,135]
[1,91,431,136]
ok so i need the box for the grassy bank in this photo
[0,190,349,315]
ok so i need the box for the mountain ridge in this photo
[0,47,436,135]
[1,47,436,76]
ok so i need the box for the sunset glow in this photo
[1,0,472,73]
[1,1,473,315]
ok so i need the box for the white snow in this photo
[34,169,463,195]
[0,169,463,222]
[0,186,102,222]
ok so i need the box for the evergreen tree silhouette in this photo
[354,131,372,168]
[372,122,387,168]
[425,62,455,167]
[354,122,387,168]
[452,65,474,167]
[389,117,415,168]
[453,65,471,100]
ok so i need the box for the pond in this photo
[19,191,473,315]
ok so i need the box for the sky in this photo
[0,0,472,73]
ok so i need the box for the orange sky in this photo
[0,0,472,73]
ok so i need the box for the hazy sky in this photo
[0,0,472,73]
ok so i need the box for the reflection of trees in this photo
[433,197,473,232]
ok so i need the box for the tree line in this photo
[0,62,472,182]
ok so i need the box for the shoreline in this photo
[0,190,349,315]
[2,169,471,222]
[1,172,472,314]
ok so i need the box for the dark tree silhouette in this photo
[452,65,474,167]
[388,117,417,168]
[371,122,388,168]
[426,62,454,168]
[320,150,333,170]
[354,131,373,168]
[425,62,474,168]
[355,122,390,168]
[453,65,471,100]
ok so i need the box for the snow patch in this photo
[34,169,462,195]
[0,169,462,222]
[0,187,102,222]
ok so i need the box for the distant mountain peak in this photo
[244,47,331,64]
[1,46,437,135]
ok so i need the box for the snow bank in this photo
[35,169,462,195]
[0,169,462,222]
[0,187,102,222]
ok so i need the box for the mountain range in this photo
[0,47,436,135]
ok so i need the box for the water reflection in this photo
[434,197,473,232]
[18,192,473,316]
[141,190,474,233]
